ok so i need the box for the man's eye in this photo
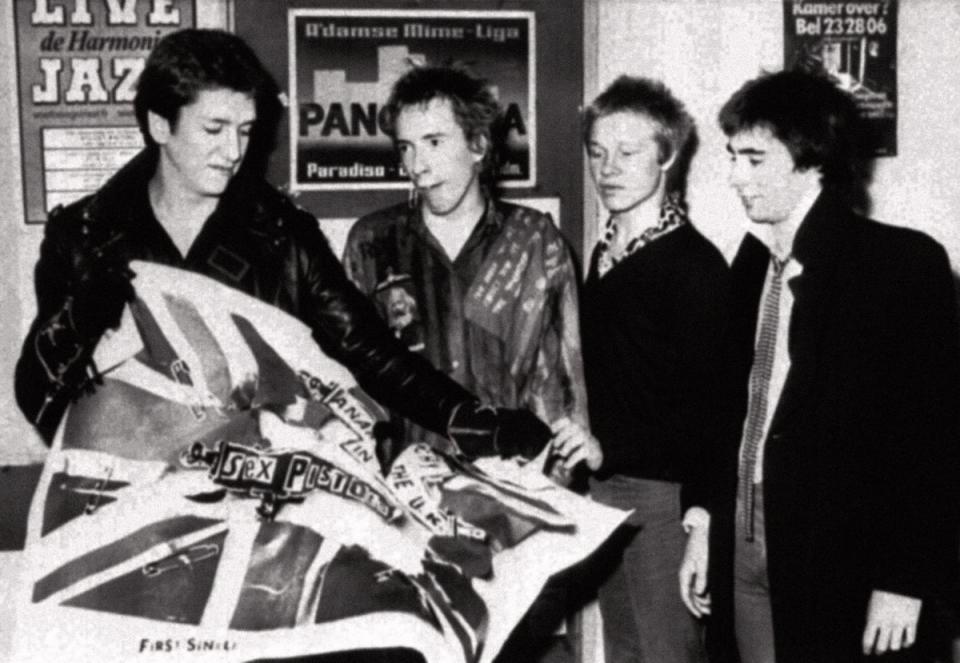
[204,126,222,135]
[429,138,441,147]
[749,158,763,166]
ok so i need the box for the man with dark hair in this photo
[582,74,725,663]
[343,64,599,662]
[679,69,960,663]
[15,30,551,468]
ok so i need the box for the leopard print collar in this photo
[595,193,688,278]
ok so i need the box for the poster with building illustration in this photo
[784,0,897,156]
[13,0,196,223]
[288,9,535,190]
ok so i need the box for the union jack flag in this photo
[6,262,627,663]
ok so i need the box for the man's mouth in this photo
[416,182,444,196]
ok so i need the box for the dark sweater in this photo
[582,222,730,510]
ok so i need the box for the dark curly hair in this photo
[718,69,862,195]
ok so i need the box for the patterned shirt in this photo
[344,199,588,451]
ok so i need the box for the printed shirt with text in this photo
[344,199,588,450]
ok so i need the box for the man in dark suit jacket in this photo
[679,70,960,662]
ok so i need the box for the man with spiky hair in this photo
[582,74,725,663]
[344,65,601,662]
[345,65,598,478]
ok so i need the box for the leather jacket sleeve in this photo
[285,206,476,436]
[15,205,107,442]
[16,193,478,445]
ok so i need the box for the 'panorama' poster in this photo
[288,9,536,191]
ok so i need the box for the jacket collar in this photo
[82,148,280,235]
[770,190,856,432]
[791,190,856,270]
[81,148,157,230]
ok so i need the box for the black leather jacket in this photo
[15,149,474,443]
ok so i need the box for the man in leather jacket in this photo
[15,28,549,466]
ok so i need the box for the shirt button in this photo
[451,360,460,370]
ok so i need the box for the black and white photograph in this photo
[1,2,959,663]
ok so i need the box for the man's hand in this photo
[862,590,922,655]
[548,417,603,473]
[494,408,552,459]
[448,402,551,460]
[679,517,711,618]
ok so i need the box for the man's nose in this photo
[222,130,244,162]
[728,159,748,188]
[600,153,621,177]
[409,148,429,178]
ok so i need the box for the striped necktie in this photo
[738,254,788,541]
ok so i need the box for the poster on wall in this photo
[783,0,897,156]
[14,0,196,224]
[289,9,536,191]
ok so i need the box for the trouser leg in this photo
[592,476,706,663]
[734,482,776,663]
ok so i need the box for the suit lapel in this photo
[730,233,770,376]
[768,193,853,432]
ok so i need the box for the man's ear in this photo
[469,133,488,165]
[147,110,172,146]
[659,148,678,173]
[795,163,824,181]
